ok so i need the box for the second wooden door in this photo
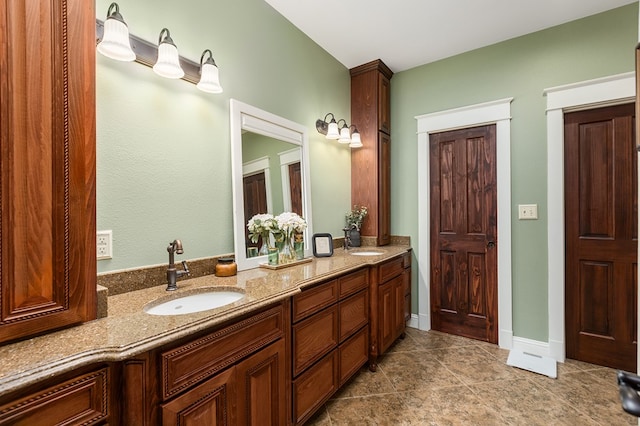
[430,125,498,343]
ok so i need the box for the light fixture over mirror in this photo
[197,49,223,93]
[96,12,224,92]
[153,28,185,79]
[230,99,314,271]
[316,113,362,148]
[96,2,135,62]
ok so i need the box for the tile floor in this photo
[307,328,636,425]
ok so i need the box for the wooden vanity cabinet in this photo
[350,59,393,246]
[0,364,115,426]
[120,302,289,426]
[0,0,97,344]
[369,251,411,370]
[291,268,369,425]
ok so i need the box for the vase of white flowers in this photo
[345,205,367,247]
[275,212,307,263]
[247,213,277,256]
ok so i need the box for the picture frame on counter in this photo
[312,233,333,257]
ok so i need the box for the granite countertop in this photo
[0,245,410,395]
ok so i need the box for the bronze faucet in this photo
[166,239,189,291]
[342,227,353,250]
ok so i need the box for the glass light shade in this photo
[197,61,223,93]
[97,14,135,61]
[153,41,184,79]
[349,131,363,148]
[338,126,351,143]
[326,120,340,139]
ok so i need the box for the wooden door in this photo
[242,172,268,248]
[0,0,96,344]
[564,103,637,372]
[430,125,498,343]
[288,162,303,216]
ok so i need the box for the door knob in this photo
[487,241,496,248]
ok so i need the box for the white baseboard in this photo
[407,314,419,329]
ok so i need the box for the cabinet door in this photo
[162,367,236,426]
[0,0,96,344]
[236,339,286,426]
[393,275,406,338]
[378,280,395,353]
[378,132,391,245]
[378,74,391,134]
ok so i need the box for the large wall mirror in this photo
[230,99,313,271]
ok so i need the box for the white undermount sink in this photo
[350,251,384,256]
[144,289,245,316]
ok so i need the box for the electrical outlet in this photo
[518,204,538,220]
[97,230,112,260]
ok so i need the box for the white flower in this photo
[247,213,277,243]
[275,212,307,234]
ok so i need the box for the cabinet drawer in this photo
[293,351,338,425]
[161,304,284,400]
[378,256,404,284]
[292,305,338,376]
[339,326,369,386]
[292,279,338,323]
[0,367,109,426]
[338,268,368,298]
[338,290,369,342]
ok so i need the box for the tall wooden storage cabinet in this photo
[0,0,96,344]
[350,60,393,246]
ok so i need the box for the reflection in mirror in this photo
[230,99,313,271]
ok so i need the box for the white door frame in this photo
[545,72,635,361]
[416,98,514,349]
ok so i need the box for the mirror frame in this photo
[230,99,313,271]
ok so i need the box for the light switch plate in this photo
[97,230,113,260]
[518,204,538,220]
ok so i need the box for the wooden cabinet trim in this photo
[0,367,109,425]
[161,304,284,400]
[292,279,338,322]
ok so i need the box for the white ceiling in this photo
[264,0,637,73]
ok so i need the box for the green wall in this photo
[391,4,638,341]
[96,0,351,272]
[97,0,639,342]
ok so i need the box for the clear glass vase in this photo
[258,231,270,256]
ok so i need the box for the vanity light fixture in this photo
[316,114,362,148]
[96,19,222,93]
[197,49,223,93]
[96,3,136,62]
[153,28,185,79]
